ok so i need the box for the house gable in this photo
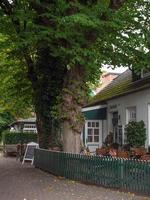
[88,69,150,107]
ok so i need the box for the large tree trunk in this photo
[28,45,65,149]
[62,121,81,153]
[32,79,62,149]
[61,66,88,153]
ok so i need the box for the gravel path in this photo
[0,155,149,200]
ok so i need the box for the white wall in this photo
[107,88,150,148]
[102,120,108,143]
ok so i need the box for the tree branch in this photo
[0,0,13,15]
[24,53,38,85]
[109,0,126,10]
[29,1,49,14]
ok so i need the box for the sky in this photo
[102,66,128,73]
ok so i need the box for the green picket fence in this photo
[34,149,150,195]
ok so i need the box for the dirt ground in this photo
[0,155,149,200]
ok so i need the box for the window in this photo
[23,123,37,133]
[112,112,118,126]
[141,69,150,78]
[87,121,100,143]
[126,107,136,123]
[114,125,123,146]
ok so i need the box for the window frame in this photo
[126,106,136,123]
[86,120,101,143]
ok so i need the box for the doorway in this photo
[85,120,102,152]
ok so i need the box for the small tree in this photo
[125,120,146,147]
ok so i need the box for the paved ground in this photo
[0,154,149,200]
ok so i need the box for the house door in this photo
[85,120,102,152]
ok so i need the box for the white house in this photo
[10,118,37,133]
[82,69,150,152]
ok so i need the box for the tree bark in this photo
[109,0,126,10]
[61,66,88,153]
[62,121,81,153]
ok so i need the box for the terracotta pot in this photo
[96,147,109,156]
[117,150,129,158]
[140,154,150,161]
[131,147,146,156]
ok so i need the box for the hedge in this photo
[2,131,38,145]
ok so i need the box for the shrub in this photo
[0,111,14,142]
[125,120,146,147]
[2,131,37,145]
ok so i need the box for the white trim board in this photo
[82,105,107,112]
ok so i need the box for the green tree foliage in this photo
[125,121,146,147]
[0,1,149,151]
[0,110,14,132]
[0,109,14,141]
[0,38,33,117]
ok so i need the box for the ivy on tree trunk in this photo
[31,45,66,149]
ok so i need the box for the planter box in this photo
[131,147,146,156]
[117,150,129,158]
[141,154,150,161]
[96,147,109,155]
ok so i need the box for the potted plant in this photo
[125,120,146,157]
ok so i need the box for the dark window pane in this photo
[94,136,99,142]
[92,122,95,127]
[88,122,91,127]
[88,136,93,142]
[88,129,92,135]
[96,122,99,127]
[94,129,99,135]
